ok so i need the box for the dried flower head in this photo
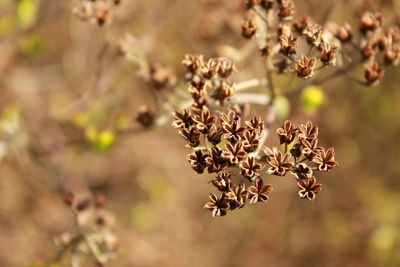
[205,146,227,173]
[364,61,384,85]
[204,193,230,217]
[172,51,339,217]
[291,162,313,180]
[319,40,338,65]
[245,115,264,133]
[298,121,318,141]
[295,56,316,79]
[172,109,193,129]
[335,23,353,43]
[240,156,263,179]
[301,137,323,160]
[293,16,310,33]
[242,130,260,152]
[279,32,297,55]
[266,150,294,176]
[360,11,383,34]
[136,105,155,128]
[182,54,204,74]
[179,126,201,147]
[313,147,337,172]
[149,63,177,90]
[192,107,217,134]
[210,171,232,192]
[276,120,298,144]
[221,113,246,143]
[297,177,322,200]
[303,24,323,46]
[384,44,400,65]
[242,17,258,39]
[59,192,118,265]
[247,178,273,204]
[207,124,223,145]
[187,149,208,174]
[222,142,248,165]
[278,0,296,20]
[225,184,247,209]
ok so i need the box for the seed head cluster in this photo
[358,11,400,85]
[242,0,340,79]
[173,56,337,217]
[56,193,119,265]
[242,1,400,85]
[73,0,122,26]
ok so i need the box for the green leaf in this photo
[300,86,325,114]
[17,0,39,29]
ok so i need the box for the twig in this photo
[286,61,359,96]
[235,93,270,105]
[251,6,270,28]
[236,78,268,92]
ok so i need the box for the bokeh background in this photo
[0,0,400,266]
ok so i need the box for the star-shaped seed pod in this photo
[290,143,302,158]
[204,193,230,217]
[278,0,296,20]
[221,118,246,143]
[245,115,264,134]
[240,156,263,180]
[187,84,205,100]
[303,24,323,46]
[214,80,236,105]
[279,32,297,55]
[247,178,273,204]
[242,130,260,152]
[298,121,319,141]
[276,120,298,144]
[364,61,384,85]
[172,109,193,129]
[182,54,204,74]
[384,44,400,65]
[207,124,223,146]
[291,162,313,180]
[179,126,201,147]
[312,147,337,172]
[293,16,310,34]
[295,56,316,79]
[209,171,232,192]
[136,105,155,128]
[241,16,257,39]
[222,142,248,165]
[217,58,235,78]
[187,150,208,174]
[301,137,323,160]
[192,107,217,134]
[205,147,228,173]
[225,184,247,209]
[201,58,219,79]
[266,150,294,176]
[297,176,322,200]
[359,11,383,34]
[220,110,239,126]
[334,23,353,43]
[319,40,338,65]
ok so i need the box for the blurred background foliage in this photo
[0,0,400,266]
